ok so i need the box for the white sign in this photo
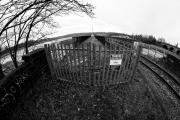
[134,42,139,49]
[110,54,123,65]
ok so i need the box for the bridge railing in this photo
[140,43,180,80]
[0,48,50,120]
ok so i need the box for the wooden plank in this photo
[88,43,92,86]
[73,43,78,83]
[117,45,124,83]
[61,44,68,81]
[68,43,74,82]
[54,44,60,79]
[102,43,106,86]
[98,45,101,86]
[85,44,89,85]
[87,43,90,85]
[57,43,64,80]
[124,45,133,82]
[86,43,90,85]
[44,44,55,79]
[70,43,76,83]
[126,47,136,82]
[77,44,82,84]
[52,44,59,79]
[50,44,58,79]
[116,46,122,84]
[128,48,137,81]
[60,43,67,81]
[82,44,86,85]
[92,43,96,86]
[58,43,65,80]
[53,44,60,79]
[129,44,138,79]
[67,43,73,81]
[117,46,123,84]
[122,45,131,82]
[122,45,130,82]
[55,44,62,79]
[109,43,114,85]
[64,43,71,81]
[105,42,111,85]
[112,44,119,84]
[129,45,142,82]
[118,43,126,83]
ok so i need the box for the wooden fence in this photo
[44,39,141,86]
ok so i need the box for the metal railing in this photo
[140,43,180,80]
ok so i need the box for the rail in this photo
[140,56,180,100]
[140,42,180,80]
[139,42,180,100]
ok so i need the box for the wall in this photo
[0,48,49,120]
[158,42,180,55]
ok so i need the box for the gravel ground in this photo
[11,70,166,120]
[139,64,180,120]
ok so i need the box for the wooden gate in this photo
[44,39,141,86]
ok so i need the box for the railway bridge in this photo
[0,33,180,119]
[158,42,180,55]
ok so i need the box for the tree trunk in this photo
[11,54,18,68]
[0,47,5,80]
[0,63,4,80]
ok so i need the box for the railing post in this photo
[44,44,56,80]
[154,46,157,62]
[129,44,142,82]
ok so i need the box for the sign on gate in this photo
[110,54,123,65]
[134,42,139,49]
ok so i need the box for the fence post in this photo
[129,44,142,82]
[44,44,56,80]
[154,46,157,62]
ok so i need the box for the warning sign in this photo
[134,42,139,49]
[110,54,123,65]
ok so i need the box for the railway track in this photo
[140,55,180,100]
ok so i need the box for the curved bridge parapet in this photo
[140,43,180,80]
[0,48,50,120]
[158,42,180,55]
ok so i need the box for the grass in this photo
[11,70,165,120]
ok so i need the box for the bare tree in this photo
[157,38,166,43]
[0,0,94,69]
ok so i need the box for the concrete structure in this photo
[158,42,180,55]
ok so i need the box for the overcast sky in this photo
[52,0,180,46]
